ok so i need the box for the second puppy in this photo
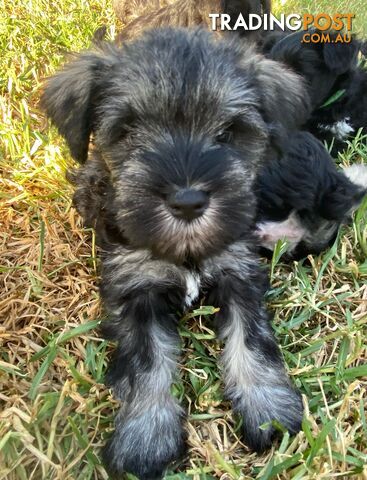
[255,131,367,258]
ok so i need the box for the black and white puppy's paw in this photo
[236,384,303,452]
[205,246,304,452]
[103,402,186,480]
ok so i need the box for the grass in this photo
[0,0,366,479]
[274,0,367,36]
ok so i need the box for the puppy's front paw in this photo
[238,384,303,452]
[103,404,186,479]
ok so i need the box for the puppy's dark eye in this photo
[216,129,233,144]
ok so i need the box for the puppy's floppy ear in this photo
[41,51,112,163]
[322,32,359,75]
[243,53,311,130]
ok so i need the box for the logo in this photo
[208,13,355,43]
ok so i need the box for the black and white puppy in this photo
[255,131,367,259]
[42,28,310,479]
[264,30,367,154]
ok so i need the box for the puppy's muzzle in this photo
[167,188,209,221]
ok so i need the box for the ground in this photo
[0,0,366,479]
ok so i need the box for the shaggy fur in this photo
[113,0,271,42]
[255,131,367,258]
[42,28,309,479]
[264,30,367,154]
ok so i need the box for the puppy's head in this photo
[267,29,360,107]
[42,27,309,262]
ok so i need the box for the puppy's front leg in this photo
[205,243,303,451]
[100,250,186,479]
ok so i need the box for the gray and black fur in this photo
[42,28,309,479]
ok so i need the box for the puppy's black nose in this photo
[167,189,209,221]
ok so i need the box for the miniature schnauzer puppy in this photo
[42,28,309,479]
[255,131,367,259]
[113,0,271,42]
[263,30,367,154]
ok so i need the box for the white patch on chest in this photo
[318,117,354,140]
[184,272,201,307]
[255,211,307,253]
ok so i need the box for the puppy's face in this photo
[42,28,309,262]
[96,33,270,261]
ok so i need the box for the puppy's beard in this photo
[152,204,223,261]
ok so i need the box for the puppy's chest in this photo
[184,271,201,308]
[318,117,354,139]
